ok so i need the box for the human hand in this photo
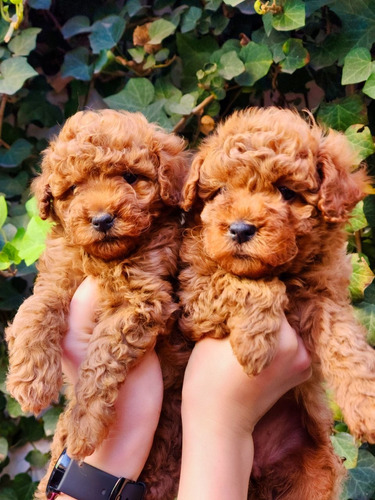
[58,277,163,499]
[178,316,311,500]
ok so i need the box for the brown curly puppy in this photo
[179,107,375,499]
[5,109,190,499]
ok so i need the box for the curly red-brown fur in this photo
[5,109,191,500]
[179,107,374,499]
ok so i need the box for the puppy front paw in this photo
[6,371,61,415]
[343,390,375,444]
[230,329,278,377]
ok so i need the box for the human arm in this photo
[58,277,164,499]
[177,317,311,500]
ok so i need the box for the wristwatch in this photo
[46,449,146,500]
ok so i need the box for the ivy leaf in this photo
[308,35,342,71]
[141,101,173,130]
[18,91,63,128]
[345,125,375,163]
[28,0,51,8]
[346,202,369,233]
[6,396,23,418]
[10,473,38,500]
[181,6,202,33]
[8,28,41,57]
[0,196,7,228]
[104,78,155,111]
[0,57,37,95]
[167,94,196,115]
[223,0,245,5]
[0,139,33,168]
[354,301,375,346]
[280,38,309,74]
[349,253,374,302]
[61,15,91,39]
[330,0,375,52]
[342,450,375,500]
[148,19,176,44]
[176,33,219,76]
[272,0,305,31]
[236,41,273,86]
[43,406,63,436]
[25,449,49,468]
[342,48,372,85]
[330,432,358,469]
[363,73,375,99]
[61,47,92,81]
[0,436,8,462]
[317,95,367,131]
[89,15,126,54]
[18,216,51,265]
[218,51,245,80]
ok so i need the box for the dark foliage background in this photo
[0,0,374,498]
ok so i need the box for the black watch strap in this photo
[46,450,146,500]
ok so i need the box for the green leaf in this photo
[11,473,37,500]
[167,94,195,115]
[18,91,63,128]
[89,15,126,54]
[61,47,92,81]
[330,0,375,52]
[28,0,51,8]
[18,216,51,265]
[345,125,375,163]
[223,0,244,5]
[0,196,7,228]
[0,436,8,462]
[317,95,367,132]
[0,139,32,168]
[176,33,219,76]
[181,7,202,33]
[25,197,39,218]
[25,449,49,468]
[346,201,368,233]
[236,41,272,86]
[42,406,63,436]
[342,48,372,85]
[354,301,375,346]
[6,396,23,418]
[128,46,145,64]
[148,19,176,44]
[308,35,343,71]
[272,0,305,31]
[280,38,309,74]
[330,432,358,469]
[61,15,91,39]
[8,28,41,56]
[343,450,375,500]
[0,57,37,95]
[363,72,375,99]
[0,488,18,500]
[218,51,245,80]
[349,253,374,302]
[104,78,155,111]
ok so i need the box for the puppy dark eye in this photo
[123,172,138,184]
[278,186,296,201]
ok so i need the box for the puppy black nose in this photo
[229,221,257,244]
[91,213,114,233]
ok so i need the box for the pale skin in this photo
[59,277,311,500]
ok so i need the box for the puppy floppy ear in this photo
[180,153,203,212]
[153,130,190,207]
[317,129,368,223]
[31,173,53,220]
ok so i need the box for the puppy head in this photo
[182,107,367,278]
[32,109,188,260]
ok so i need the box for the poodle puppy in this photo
[5,109,191,499]
[179,107,375,499]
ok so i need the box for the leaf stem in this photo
[173,94,216,134]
